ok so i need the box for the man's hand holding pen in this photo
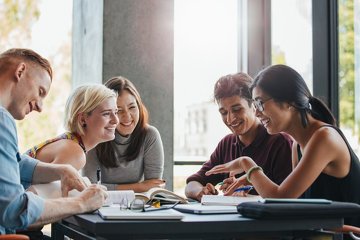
[217,174,252,196]
[222,175,249,196]
[218,176,236,193]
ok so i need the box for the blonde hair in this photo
[64,84,117,135]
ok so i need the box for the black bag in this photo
[237,200,360,220]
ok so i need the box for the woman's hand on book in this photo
[114,179,163,194]
[143,179,166,188]
[115,179,165,193]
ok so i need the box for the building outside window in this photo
[174,0,237,193]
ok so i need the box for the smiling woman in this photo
[25,84,118,171]
[116,90,140,137]
[84,76,165,194]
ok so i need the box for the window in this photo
[174,0,238,194]
[338,0,360,155]
[1,1,73,153]
[271,0,313,90]
[270,0,360,155]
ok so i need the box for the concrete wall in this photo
[72,0,103,86]
[73,0,174,189]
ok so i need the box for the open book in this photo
[101,188,188,206]
[201,194,263,206]
[135,187,188,204]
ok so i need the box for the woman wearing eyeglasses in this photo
[83,76,165,193]
[185,72,293,202]
[206,64,360,228]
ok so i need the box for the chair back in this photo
[0,234,30,240]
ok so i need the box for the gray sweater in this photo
[83,125,164,190]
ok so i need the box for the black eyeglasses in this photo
[252,98,273,112]
[127,198,180,212]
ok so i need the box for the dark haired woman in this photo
[83,76,164,192]
[206,65,360,228]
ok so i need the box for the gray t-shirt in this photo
[83,125,164,190]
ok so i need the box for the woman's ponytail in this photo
[308,97,336,126]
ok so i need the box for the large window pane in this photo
[339,0,360,155]
[174,0,238,193]
[271,0,313,91]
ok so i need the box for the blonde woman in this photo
[84,77,165,193]
[25,84,119,170]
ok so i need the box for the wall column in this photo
[73,0,174,189]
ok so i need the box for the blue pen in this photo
[234,185,253,193]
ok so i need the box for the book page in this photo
[134,193,150,203]
[145,187,188,203]
[201,195,263,206]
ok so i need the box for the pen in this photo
[234,185,253,193]
[96,168,101,184]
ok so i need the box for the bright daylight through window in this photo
[174,0,238,194]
